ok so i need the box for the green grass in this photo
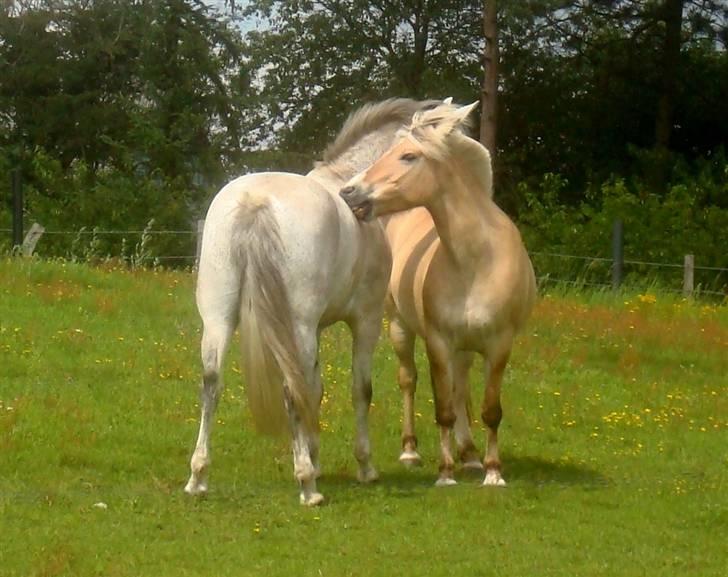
[1,257,726,577]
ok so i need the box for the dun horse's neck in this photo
[426,160,498,271]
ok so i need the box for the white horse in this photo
[185,98,437,506]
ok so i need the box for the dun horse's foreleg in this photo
[452,352,482,470]
[390,315,420,466]
[350,317,381,483]
[185,322,233,495]
[481,352,510,487]
[426,333,457,486]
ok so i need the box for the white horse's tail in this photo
[232,196,313,436]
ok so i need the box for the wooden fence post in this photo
[611,219,624,291]
[683,254,694,297]
[22,222,45,256]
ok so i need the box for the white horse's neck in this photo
[426,135,502,269]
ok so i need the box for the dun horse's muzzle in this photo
[339,186,374,221]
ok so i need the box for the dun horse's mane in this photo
[322,98,440,165]
[407,103,493,198]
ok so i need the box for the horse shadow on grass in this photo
[318,454,610,502]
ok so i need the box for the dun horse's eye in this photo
[399,152,418,163]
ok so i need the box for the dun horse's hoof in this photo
[300,492,325,507]
[398,450,422,467]
[482,469,507,487]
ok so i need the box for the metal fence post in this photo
[683,254,694,297]
[611,219,623,290]
[12,168,23,248]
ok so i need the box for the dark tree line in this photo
[1,0,727,278]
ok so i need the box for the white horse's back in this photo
[198,171,380,327]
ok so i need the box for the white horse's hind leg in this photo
[309,355,323,479]
[452,352,482,471]
[289,389,323,506]
[185,319,234,495]
[350,317,381,483]
[289,325,324,506]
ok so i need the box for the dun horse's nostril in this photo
[340,186,355,198]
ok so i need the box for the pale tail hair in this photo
[232,197,314,436]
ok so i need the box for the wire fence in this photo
[3,225,727,298]
[529,251,728,298]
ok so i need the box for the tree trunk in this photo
[480,0,498,157]
[409,6,429,96]
[654,0,684,151]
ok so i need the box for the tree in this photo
[0,0,251,256]
[0,0,249,184]
[655,0,686,152]
[480,0,498,156]
[241,0,484,164]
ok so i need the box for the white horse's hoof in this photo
[184,479,208,495]
[434,477,457,487]
[357,466,379,484]
[300,492,325,507]
[482,470,507,487]
[399,450,422,467]
[462,459,484,471]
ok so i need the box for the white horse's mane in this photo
[321,98,441,165]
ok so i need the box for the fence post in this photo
[195,219,205,269]
[611,219,623,291]
[683,254,694,297]
[22,222,45,257]
[12,168,23,249]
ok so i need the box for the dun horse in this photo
[340,100,536,487]
[186,99,436,505]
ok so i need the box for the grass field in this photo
[1,257,726,577]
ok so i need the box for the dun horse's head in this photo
[340,99,479,221]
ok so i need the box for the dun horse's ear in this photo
[429,101,479,138]
[453,101,479,126]
[443,97,453,105]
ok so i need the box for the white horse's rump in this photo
[185,100,438,505]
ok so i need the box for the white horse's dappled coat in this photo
[185,99,438,506]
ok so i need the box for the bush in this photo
[1,147,201,266]
[518,162,728,293]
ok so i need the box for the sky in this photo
[204,0,261,34]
